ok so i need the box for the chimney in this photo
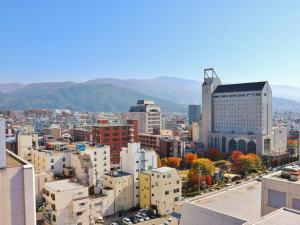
[0,118,6,168]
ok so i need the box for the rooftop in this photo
[193,181,261,222]
[44,179,86,192]
[151,166,175,174]
[246,208,300,225]
[214,81,267,94]
[6,150,28,168]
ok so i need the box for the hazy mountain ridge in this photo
[0,77,300,112]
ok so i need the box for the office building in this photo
[120,142,157,206]
[201,68,277,156]
[139,167,181,216]
[92,120,138,166]
[188,105,201,125]
[127,100,162,134]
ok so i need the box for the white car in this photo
[95,216,104,223]
[122,217,132,225]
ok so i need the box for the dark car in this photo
[146,211,156,219]
[129,216,139,224]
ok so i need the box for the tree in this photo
[231,150,244,163]
[208,147,225,161]
[236,153,263,173]
[166,157,181,168]
[215,159,227,167]
[157,154,162,168]
[188,158,215,185]
[184,153,198,165]
[161,157,168,167]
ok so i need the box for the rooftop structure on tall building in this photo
[127,100,162,134]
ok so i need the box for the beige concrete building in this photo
[261,166,300,216]
[35,170,53,204]
[140,167,182,216]
[31,149,71,175]
[17,131,38,163]
[0,119,36,225]
[71,152,94,186]
[43,179,114,225]
[103,171,134,212]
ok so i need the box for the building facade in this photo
[188,105,201,125]
[92,120,138,167]
[139,167,181,216]
[201,68,277,156]
[120,142,157,207]
[127,100,162,134]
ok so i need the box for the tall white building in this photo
[0,118,36,225]
[120,142,157,207]
[127,100,162,134]
[201,68,277,155]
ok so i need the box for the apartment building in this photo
[0,119,36,225]
[92,120,138,166]
[103,171,134,212]
[43,179,114,225]
[120,142,157,206]
[127,100,162,134]
[71,128,92,142]
[261,166,300,216]
[16,131,39,162]
[77,144,111,182]
[159,137,184,157]
[31,149,71,175]
[139,133,161,151]
[71,153,94,186]
[139,167,182,216]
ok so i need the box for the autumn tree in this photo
[166,157,181,168]
[231,150,244,162]
[208,147,225,161]
[188,158,215,185]
[161,157,168,167]
[184,153,198,165]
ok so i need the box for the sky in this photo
[0,0,300,85]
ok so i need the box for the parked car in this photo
[110,223,119,225]
[141,213,150,220]
[135,214,144,222]
[168,218,172,222]
[129,216,139,224]
[146,211,156,219]
[122,217,132,225]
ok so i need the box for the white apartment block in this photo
[32,149,71,175]
[43,179,114,225]
[0,118,36,225]
[127,100,162,134]
[120,142,157,207]
[71,153,94,187]
[201,68,283,156]
[78,144,111,184]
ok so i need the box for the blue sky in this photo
[0,1,300,85]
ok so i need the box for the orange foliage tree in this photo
[184,153,198,165]
[166,157,181,168]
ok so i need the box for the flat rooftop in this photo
[193,181,262,222]
[246,208,300,225]
[6,150,27,168]
[44,179,86,192]
[151,166,175,173]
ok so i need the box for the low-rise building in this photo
[261,166,300,216]
[43,179,114,225]
[140,167,182,216]
[103,171,134,212]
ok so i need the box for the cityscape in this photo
[1,1,300,225]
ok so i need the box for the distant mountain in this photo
[1,77,300,113]
[0,83,26,93]
[0,82,185,113]
[87,77,201,104]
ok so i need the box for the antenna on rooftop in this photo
[204,68,219,79]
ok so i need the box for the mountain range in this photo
[0,77,300,113]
